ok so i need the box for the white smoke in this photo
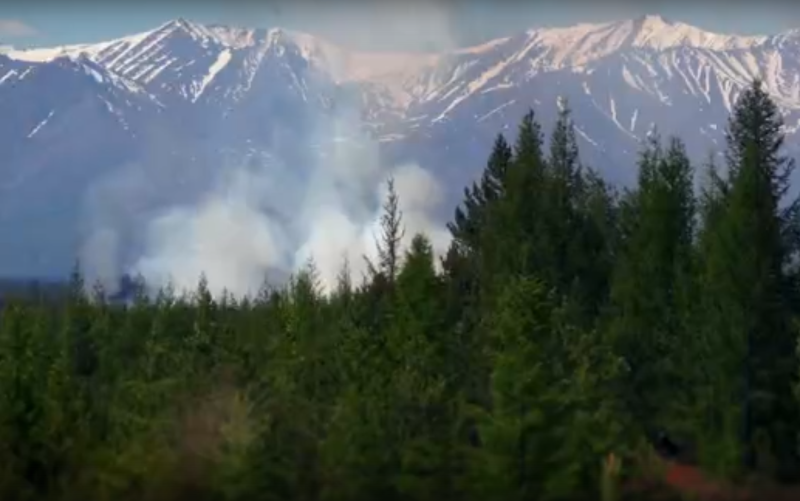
[133,168,292,297]
[291,160,451,294]
[127,140,450,297]
[78,6,458,298]
[79,118,452,298]
[81,144,450,300]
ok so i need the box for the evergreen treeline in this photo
[2,80,800,500]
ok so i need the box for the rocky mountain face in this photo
[2,15,800,277]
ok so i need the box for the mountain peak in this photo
[634,14,673,28]
[155,17,215,42]
[163,17,192,30]
[614,13,764,51]
[516,13,767,70]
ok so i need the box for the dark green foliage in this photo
[467,277,629,501]
[448,133,512,257]
[3,81,800,500]
[691,80,800,478]
[609,133,696,438]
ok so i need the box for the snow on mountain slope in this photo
[0,52,175,277]
[5,14,800,168]
[0,54,164,202]
[4,18,442,118]
[2,15,792,113]
[384,16,795,121]
[5,19,439,109]
[0,53,160,175]
[6,14,800,277]
[524,14,765,62]
[362,15,800,186]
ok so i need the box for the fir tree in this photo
[448,133,513,256]
[369,177,405,285]
[609,134,696,438]
[483,109,547,291]
[695,79,799,476]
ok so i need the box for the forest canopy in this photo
[1,80,799,501]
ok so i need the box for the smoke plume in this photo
[78,5,460,297]
[129,144,450,297]
[81,108,451,299]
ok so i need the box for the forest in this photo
[1,80,800,501]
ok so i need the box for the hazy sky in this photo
[2,1,800,51]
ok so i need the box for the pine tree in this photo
[369,177,405,285]
[571,168,619,320]
[694,79,799,477]
[448,133,513,256]
[467,274,628,501]
[444,132,514,325]
[0,302,51,499]
[544,100,583,295]
[441,135,515,408]
[190,273,217,375]
[549,99,582,198]
[546,306,632,499]
[467,277,557,501]
[545,100,620,322]
[609,133,696,438]
[482,109,548,293]
[395,234,441,332]
[390,234,456,501]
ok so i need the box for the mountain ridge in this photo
[5,15,799,120]
[4,15,800,278]
[0,14,782,63]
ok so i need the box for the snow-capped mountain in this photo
[3,14,800,277]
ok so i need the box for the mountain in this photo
[3,14,800,278]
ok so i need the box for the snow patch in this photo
[83,65,104,83]
[477,100,516,123]
[630,109,639,132]
[191,49,232,102]
[0,69,17,84]
[27,110,54,138]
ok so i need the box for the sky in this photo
[2,1,800,52]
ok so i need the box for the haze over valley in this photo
[3,12,800,294]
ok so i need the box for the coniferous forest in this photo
[3,80,800,501]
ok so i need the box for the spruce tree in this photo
[370,177,405,285]
[391,234,456,501]
[469,274,628,501]
[483,109,548,290]
[443,135,514,393]
[609,133,696,438]
[448,133,513,256]
[571,168,620,321]
[467,277,557,501]
[695,79,798,477]
[545,100,583,295]
[545,100,619,322]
